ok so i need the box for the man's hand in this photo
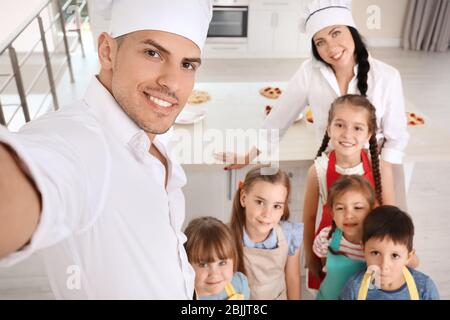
[0,143,41,258]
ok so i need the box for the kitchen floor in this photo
[0,31,449,299]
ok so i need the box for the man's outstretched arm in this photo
[0,143,41,258]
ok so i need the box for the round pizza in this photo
[187,90,210,104]
[259,86,282,99]
[305,107,313,123]
[406,112,425,126]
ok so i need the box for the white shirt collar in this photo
[83,76,171,163]
[83,76,147,148]
[312,56,373,96]
[243,228,278,249]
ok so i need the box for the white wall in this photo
[353,0,410,47]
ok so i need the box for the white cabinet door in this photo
[273,11,300,54]
[248,2,309,58]
[248,10,274,54]
[182,166,234,227]
[298,31,311,57]
[182,162,313,228]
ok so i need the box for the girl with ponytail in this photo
[303,94,384,293]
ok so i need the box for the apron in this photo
[357,267,419,300]
[194,282,244,300]
[308,150,375,290]
[244,224,288,300]
[316,229,366,300]
[224,283,245,300]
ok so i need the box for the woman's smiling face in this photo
[313,25,356,70]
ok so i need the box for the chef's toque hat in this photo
[89,0,213,51]
[300,0,356,39]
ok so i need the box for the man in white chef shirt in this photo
[0,0,212,299]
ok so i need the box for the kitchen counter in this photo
[172,82,450,166]
[172,82,317,166]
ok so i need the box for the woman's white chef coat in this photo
[262,56,409,164]
[0,78,195,299]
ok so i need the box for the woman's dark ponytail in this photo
[349,27,370,96]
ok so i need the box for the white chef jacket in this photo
[262,56,409,164]
[0,78,195,299]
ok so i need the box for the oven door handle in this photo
[213,7,248,12]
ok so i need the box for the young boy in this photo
[340,205,439,300]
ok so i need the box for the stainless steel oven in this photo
[207,0,249,43]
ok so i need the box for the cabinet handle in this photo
[228,170,232,200]
[213,8,248,12]
[227,169,237,201]
[298,18,305,31]
[273,12,279,28]
[212,46,240,50]
[263,1,290,5]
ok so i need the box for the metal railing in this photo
[0,0,86,127]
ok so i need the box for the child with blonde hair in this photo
[229,166,303,300]
[184,216,250,300]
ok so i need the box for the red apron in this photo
[308,150,375,290]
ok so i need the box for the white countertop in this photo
[171,81,317,165]
[172,82,450,165]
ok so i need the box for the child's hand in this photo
[313,226,331,258]
[307,255,324,277]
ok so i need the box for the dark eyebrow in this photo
[334,118,367,127]
[141,39,202,66]
[141,39,170,55]
[183,57,202,66]
[328,27,341,35]
[314,26,341,42]
[255,196,284,205]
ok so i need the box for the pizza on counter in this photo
[187,90,210,104]
[305,107,313,123]
[259,86,282,99]
[406,112,425,126]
